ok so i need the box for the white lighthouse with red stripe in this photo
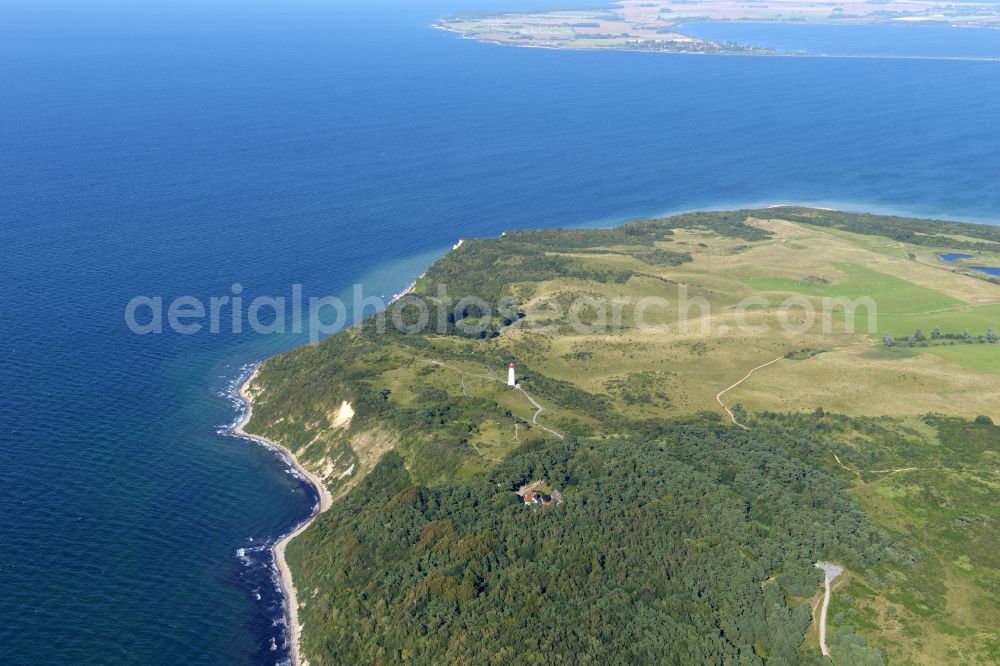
[507,362,516,388]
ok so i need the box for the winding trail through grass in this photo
[716,357,927,484]
[515,386,564,440]
[716,355,786,429]
[425,359,564,440]
[832,453,926,490]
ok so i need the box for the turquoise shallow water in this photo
[2,1,1000,664]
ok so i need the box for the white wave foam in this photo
[220,361,320,662]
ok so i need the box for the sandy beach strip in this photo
[389,272,426,305]
[234,366,332,666]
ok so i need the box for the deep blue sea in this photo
[682,22,1000,58]
[2,1,1000,664]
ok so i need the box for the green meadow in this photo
[745,262,961,315]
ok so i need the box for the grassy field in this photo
[484,215,1000,424]
[745,262,961,314]
[247,208,1000,664]
[815,417,1000,664]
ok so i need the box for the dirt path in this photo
[515,386,564,440]
[715,355,786,428]
[815,562,844,657]
[832,453,923,486]
[426,359,564,440]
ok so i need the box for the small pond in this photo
[939,253,973,262]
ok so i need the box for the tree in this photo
[988,328,998,344]
[882,333,895,347]
[931,325,942,340]
[830,627,886,666]
[913,328,925,342]
[975,415,994,425]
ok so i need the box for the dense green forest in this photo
[290,416,900,665]
[768,206,1000,252]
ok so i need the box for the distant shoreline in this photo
[434,21,1000,62]
[233,366,333,666]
